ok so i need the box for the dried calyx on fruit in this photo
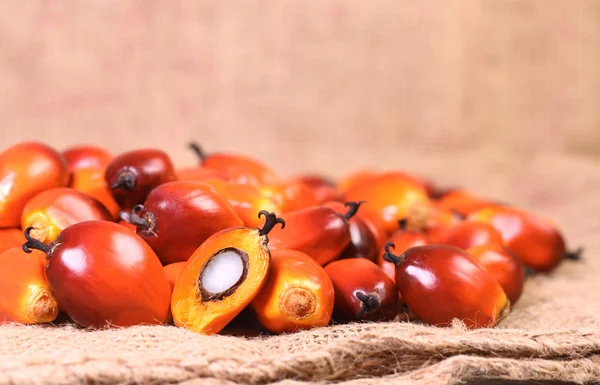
[171,211,284,334]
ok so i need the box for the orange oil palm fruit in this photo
[189,143,280,186]
[69,167,121,218]
[267,202,364,265]
[201,179,281,228]
[0,228,24,253]
[21,188,113,244]
[252,249,334,333]
[171,211,284,334]
[164,262,186,291]
[0,142,69,228]
[0,247,59,325]
[344,172,431,235]
[337,170,379,193]
[259,180,319,213]
[468,205,577,272]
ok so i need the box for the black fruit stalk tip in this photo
[258,210,285,236]
[22,227,51,254]
[382,242,404,266]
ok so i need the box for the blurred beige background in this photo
[0,1,599,185]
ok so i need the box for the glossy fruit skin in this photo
[427,220,504,250]
[468,205,567,272]
[43,221,171,328]
[172,227,271,334]
[195,148,280,186]
[0,142,69,228]
[202,179,280,228]
[324,258,398,323]
[294,175,343,204]
[436,189,491,217]
[177,167,222,182]
[377,230,427,283]
[393,245,509,329]
[0,228,24,253]
[22,188,113,244]
[69,168,121,218]
[338,170,378,193]
[344,172,431,234]
[252,249,334,333]
[325,201,379,261]
[164,262,186,291]
[259,180,319,213]
[467,244,525,305]
[267,206,351,265]
[62,145,113,172]
[128,181,244,265]
[105,149,177,211]
[0,247,59,324]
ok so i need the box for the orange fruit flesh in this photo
[171,227,271,334]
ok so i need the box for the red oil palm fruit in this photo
[427,220,504,250]
[119,181,244,265]
[376,221,428,283]
[435,189,492,217]
[468,205,579,272]
[189,143,280,186]
[383,243,509,329]
[324,201,379,261]
[293,175,343,204]
[267,202,364,265]
[324,258,398,323]
[22,221,171,328]
[467,244,525,305]
[0,142,69,227]
[105,149,177,211]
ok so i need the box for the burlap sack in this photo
[2,1,600,383]
[1,151,599,385]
